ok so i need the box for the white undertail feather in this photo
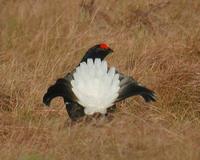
[71,59,120,115]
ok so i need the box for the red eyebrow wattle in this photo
[100,43,109,49]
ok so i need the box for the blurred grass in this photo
[0,0,200,160]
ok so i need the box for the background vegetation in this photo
[0,0,200,159]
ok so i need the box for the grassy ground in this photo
[0,0,200,159]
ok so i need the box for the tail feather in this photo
[116,74,156,102]
[43,78,76,106]
[43,78,84,120]
[141,90,156,102]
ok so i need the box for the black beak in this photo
[108,48,113,53]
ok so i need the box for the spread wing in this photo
[65,102,85,121]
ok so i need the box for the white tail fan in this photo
[71,59,120,115]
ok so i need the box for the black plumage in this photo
[43,43,156,121]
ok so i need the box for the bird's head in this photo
[80,43,113,63]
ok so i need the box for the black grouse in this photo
[43,43,156,120]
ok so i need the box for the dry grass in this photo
[0,0,200,159]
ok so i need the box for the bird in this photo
[43,43,156,121]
